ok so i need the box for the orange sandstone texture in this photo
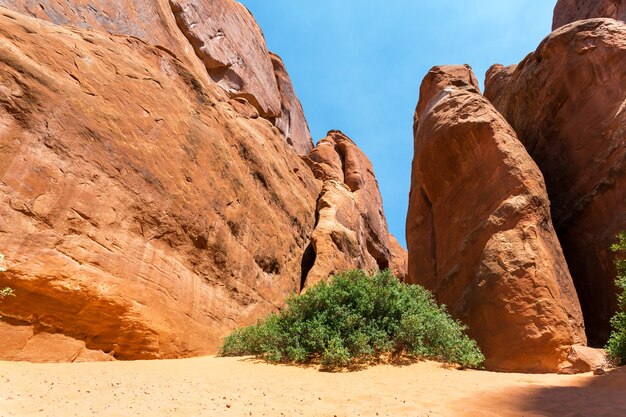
[553,0,626,29]
[0,3,405,362]
[0,0,307,151]
[303,131,407,287]
[0,8,319,361]
[270,53,314,155]
[406,65,586,373]
[0,0,210,83]
[167,0,281,118]
[485,19,626,345]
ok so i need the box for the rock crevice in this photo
[484,18,626,345]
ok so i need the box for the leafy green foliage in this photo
[220,270,484,370]
[607,232,626,365]
[0,253,13,300]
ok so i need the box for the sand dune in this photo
[1,357,625,417]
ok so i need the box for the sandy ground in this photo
[0,356,625,417]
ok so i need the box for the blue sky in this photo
[239,1,555,247]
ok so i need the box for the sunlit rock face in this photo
[0,1,405,362]
[303,131,407,288]
[270,53,314,156]
[0,0,313,151]
[485,19,626,345]
[0,6,320,361]
[407,65,586,373]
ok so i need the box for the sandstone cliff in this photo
[304,131,407,287]
[485,18,626,345]
[553,0,626,29]
[0,6,320,360]
[270,53,314,155]
[0,0,310,153]
[406,65,586,372]
[0,3,405,362]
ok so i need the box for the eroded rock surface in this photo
[407,65,586,372]
[0,2,408,363]
[561,345,609,374]
[0,319,115,362]
[0,0,209,81]
[167,0,281,118]
[553,0,626,29]
[485,19,626,345]
[0,8,319,361]
[303,131,407,287]
[270,53,313,155]
[0,0,296,134]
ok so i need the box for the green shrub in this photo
[607,232,626,365]
[0,253,12,299]
[220,270,484,370]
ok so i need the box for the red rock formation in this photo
[167,0,281,118]
[270,53,313,155]
[553,0,626,29]
[560,345,609,374]
[407,65,586,372]
[0,3,406,362]
[0,0,208,81]
[0,320,115,362]
[304,131,407,287]
[388,235,408,282]
[0,0,311,149]
[485,19,626,345]
[0,8,319,361]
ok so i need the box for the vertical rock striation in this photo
[303,131,407,287]
[485,19,626,345]
[0,8,320,361]
[407,65,586,372]
[270,53,314,155]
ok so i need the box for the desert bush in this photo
[607,232,626,365]
[0,253,12,299]
[220,270,484,370]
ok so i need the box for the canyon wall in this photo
[0,6,319,360]
[406,1,625,372]
[3,0,621,374]
[0,0,312,153]
[0,2,404,362]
